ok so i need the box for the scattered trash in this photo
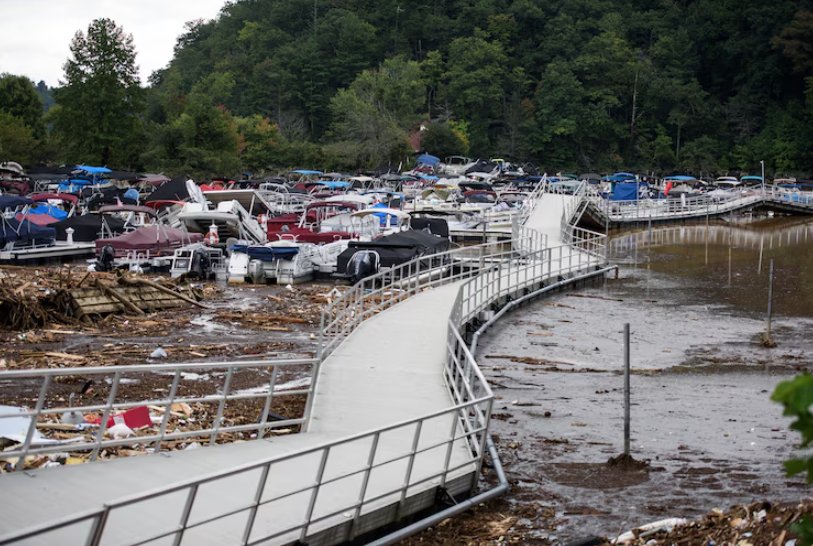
[92,406,152,430]
[150,347,168,359]
[106,423,135,439]
[60,394,85,426]
[614,518,689,543]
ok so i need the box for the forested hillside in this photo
[4,0,813,178]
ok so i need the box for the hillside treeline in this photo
[3,0,813,178]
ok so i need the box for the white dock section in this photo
[525,193,576,246]
[0,189,604,546]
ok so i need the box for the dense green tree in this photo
[35,81,55,112]
[327,57,423,167]
[419,122,468,158]
[142,73,240,179]
[0,75,45,138]
[236,115,282,173]
[42,0,813,175]
[51,18,145,166]
[442,30,510,154]
[0,112,39,165]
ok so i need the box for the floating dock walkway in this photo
[581,187,813,229]
[0,187,610,546]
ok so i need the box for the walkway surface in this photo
[526,194,576,245]
[0,193,589,546]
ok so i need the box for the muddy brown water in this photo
[478,214,813,544]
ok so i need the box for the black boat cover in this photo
[145,177,190,203]
[336,229,449,273]
[52,214,127,242]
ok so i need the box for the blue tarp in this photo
[663,175,696,181]
[0,218,57,247]
[77,165,111,175]
[610,182,650,201]
[306,181,350,190]
[290,170,323,175]
[416,154,440,166]
[27,203,69,221]
[124,188,140,203]
[0,196,33,209]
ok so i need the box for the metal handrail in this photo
[0,358,319,466]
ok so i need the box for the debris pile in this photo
[609,500,813,545]
[0,267,216,331]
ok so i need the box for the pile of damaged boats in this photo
[0,159,540,285]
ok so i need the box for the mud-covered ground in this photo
[402,218,813,545]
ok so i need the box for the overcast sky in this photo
[1,0,228,87]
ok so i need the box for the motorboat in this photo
[440,156,477,175]
[177,199,266,244]
[228,237,350,285]
[335,228,451,284]
[94,225,204,272]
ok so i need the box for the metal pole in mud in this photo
[647,215,652,269]
[766,260,774,343]
[705,209,709,265]
[758,236,764,274]
[624,323,631,456]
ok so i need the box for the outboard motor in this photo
[90,244,116,272]
[188,249,211,280]
[346,250,380,285]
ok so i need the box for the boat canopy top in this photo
[290,170,323,175]
[0,196,34,209]
[52,214,126,242]
[663,175,697,181]
[76,165,112,175]
[578,173,602,182]
[305,180,350,190]
[98,204,158,217]
[30,193,79,205]
[416,154,440,166]
[350,207,410,220]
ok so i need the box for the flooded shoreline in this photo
[476,216,813,543]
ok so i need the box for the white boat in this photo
[228,237,349,285]
[177,200,266,244]
[439,156,477,175]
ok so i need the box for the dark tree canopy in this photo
[52,18,145,167]
[34,0,813,176]
[0,74,44,137]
